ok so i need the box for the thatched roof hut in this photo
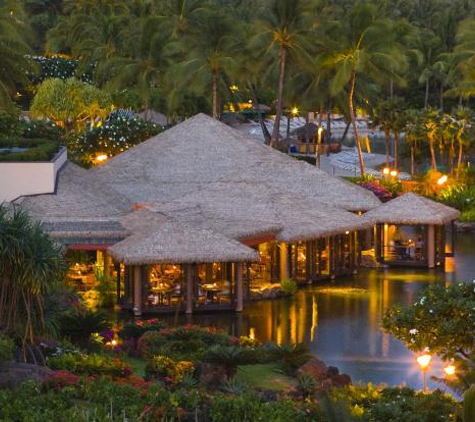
[364,192,460,225]
[109,215,259,265]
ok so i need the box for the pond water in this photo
[163,232,475,390]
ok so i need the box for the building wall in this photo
[0,147,67,202]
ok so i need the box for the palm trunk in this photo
[270,46,287,148]
[348,72,365,175]
[457,141,463,175]
[250,83,271,144]
[439,83,444,110]
[384,128,390,167]
[393,130,399,169]
[389,78,394,100]
[429,135,437,170]
[425,80,430,109]
[326,98,332,137]
[410,143,415,177]
[212,70,219,119]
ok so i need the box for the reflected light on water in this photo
[162,233,475,389]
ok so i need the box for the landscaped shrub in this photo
[332,384,459,422]
[460,209,475,222]
[70,115,160,166]
[0,334,15,363]
[204,345,257,379]
[280,278,298,295]
[0,112,22,139]
[0,138,59,162]
[120,318,167,340]
[32,56,93,84]
[209,392,323,422]
[145,355,194,384]
[358,180,393,201]
[137,325,231,362]
[439,185,475,211]
[57,308,111,346]
[265,342,312,375]
[47,353,132,378]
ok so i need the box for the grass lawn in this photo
[127,357,147,377]
[236,363,296,391]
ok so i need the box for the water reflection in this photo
[163,232,475,389]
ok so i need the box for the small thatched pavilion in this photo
[109,213,258,314]
[364,193,460,268]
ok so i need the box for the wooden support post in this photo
[428,225,435,268]
[133,265,142,316]
[104,251,112,277]
[186,264,193,314]
[236,263,243,312]
[280,243,289,280]
[115,263,121,305]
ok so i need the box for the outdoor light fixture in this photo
[291,106,299,116]
[383,167,390,175]
[416,352,432,392]
[95,154,108,162]
[443,364,455,377]
[437,175,448,185]
[390,170,398,177]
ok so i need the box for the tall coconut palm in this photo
[250,0,314,146]
[318,2,406,175]
[172,9,240,119]
[97,16,170,115]
[0,1,36,111]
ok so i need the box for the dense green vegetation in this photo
[1,0,475,173]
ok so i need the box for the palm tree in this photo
[0,208,66,346]
[173,9,240,119]
[423,108,441,171]
[318,2,406,175]
[0,1,36,111]
[97,16,170,115]
[156,0,209,39]
[250,0,314,146]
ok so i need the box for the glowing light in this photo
[111,339,118,347]
[345,231,350,235]
[249,327,255,340]
[443,364,455,376]
[96,154,108,162]
[437,175,448,185]
[417,353,432,370]
[383,167,390,175]
[390,170,398,177]
[291,107,299,116]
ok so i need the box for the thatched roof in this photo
[91,113,379,211]
[109,214,259,265]
[19,162,131,220]
[290,122,320,139]
[153,182,371,242]
[364,192,460,225]
[17,162,131,244]
[16,114,380,263]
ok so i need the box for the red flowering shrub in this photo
[44,370,80,391]
[358,181,393,201]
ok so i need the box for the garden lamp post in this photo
[416,353,432,392]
